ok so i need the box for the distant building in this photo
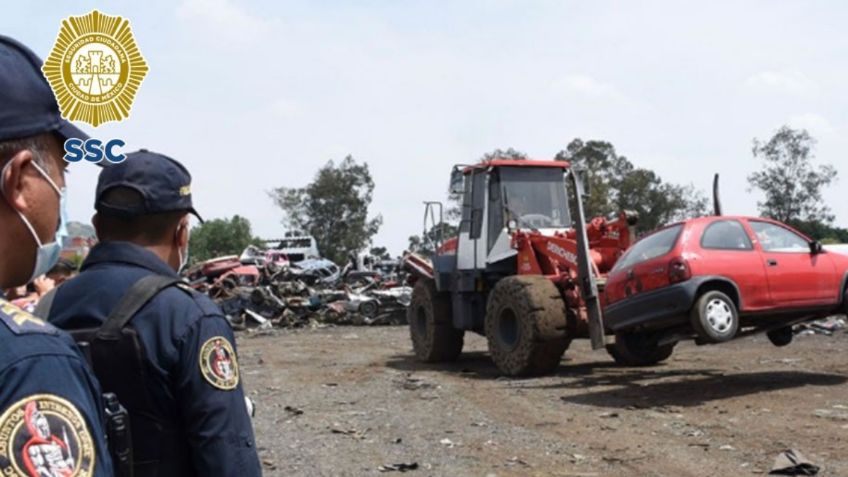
[61,236,97,260]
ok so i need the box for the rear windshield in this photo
[613,224,683,270]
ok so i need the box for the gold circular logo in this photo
[0,394,95,477]
[42,10,148,127]
[199,337,240,390]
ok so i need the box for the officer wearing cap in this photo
[0,35,113,477]
[47,150,262,477]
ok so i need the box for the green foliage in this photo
[479,147,529,162]
[269,156,382,265]
[407,223,458,258]
[786,220,848,243]
[748,126,837,224]
[369,246,392,260]
[189,215,262,263]
[556,139,708,233]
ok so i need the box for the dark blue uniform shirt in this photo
[48,241,261,477]
[0,300,113,476]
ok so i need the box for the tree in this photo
[189,215,261,263]
[556,139,707,233]
[407,223,458,258]
[369,246,392,260]
[748,126,837,224]
[480,147,529,162]
[269,156,382,265]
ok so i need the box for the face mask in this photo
[0,159,67,283]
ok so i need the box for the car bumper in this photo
[604,280,701,332]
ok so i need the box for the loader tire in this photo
[485,276,570,377]
[606,332,675,366]
[408,279,464,362]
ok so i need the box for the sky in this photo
[3,0,846,255]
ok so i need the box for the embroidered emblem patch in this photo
[0,394,95,477]
[199,337,240,390]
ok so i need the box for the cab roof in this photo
[463,159,571,174]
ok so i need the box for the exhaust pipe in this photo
[712,173,722,216]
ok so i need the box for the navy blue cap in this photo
[95,149,204,222]
[0,35,88,143]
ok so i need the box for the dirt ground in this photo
[238,325,848,477]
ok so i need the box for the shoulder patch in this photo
[199,336,240,390]
[0,300,57,336]
[0,394,95,477]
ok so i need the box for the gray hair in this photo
[0,134,53,173]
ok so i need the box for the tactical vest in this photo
[37,275,193,477]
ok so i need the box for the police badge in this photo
[0,395,95,477]
[41,10,148,127]
[199,337,240,390]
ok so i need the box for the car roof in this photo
[668,215,813,240]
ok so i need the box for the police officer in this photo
[0,36,113,476]
[47,150,262,477]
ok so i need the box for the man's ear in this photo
[91,213,101,238]
[177,217,190,247]
[1,151,35,213]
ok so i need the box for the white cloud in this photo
[745,71,817,95]
[551,75,624,100]
[177,0,270,43]
[788,113,836,135]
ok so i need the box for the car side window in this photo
[749,221,809,253]
[701,220,753,250]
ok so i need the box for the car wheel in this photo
[606,331,675,366]
[766,326,793,347]
[690,290,738,343]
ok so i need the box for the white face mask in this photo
[1,158,67,283]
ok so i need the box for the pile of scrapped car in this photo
[184,246,412,331]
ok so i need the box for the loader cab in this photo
[456,161,573,272]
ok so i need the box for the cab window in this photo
[701,220,753,250]
[749,221,810,253]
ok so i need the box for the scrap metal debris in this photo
[185,247,411,330]
[377,462,419,473]
[795,316,847,336]
[769,449,820,475]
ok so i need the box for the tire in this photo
[690,290,739,343]
[606,332,675,366]
[408,279,464,362]
[485,276,570,377]
[766,326,793,347]
[843,288,848,315]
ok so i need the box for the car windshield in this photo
[613,224,683,270]
[501,167,571,229]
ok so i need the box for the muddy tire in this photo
[606,332,675,366]
[485,276,570,377]
[408,279,464,362]
[690,290,738,343]
[767,326,793,347]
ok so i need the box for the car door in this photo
[696,219,771,310]
[747,220,838,307]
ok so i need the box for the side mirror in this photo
[449,167,465,195]
[810,240,824,255]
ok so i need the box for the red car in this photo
[602,216,848,364]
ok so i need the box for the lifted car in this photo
[603,216,848,362]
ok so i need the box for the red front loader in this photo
[403,158,641,376]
